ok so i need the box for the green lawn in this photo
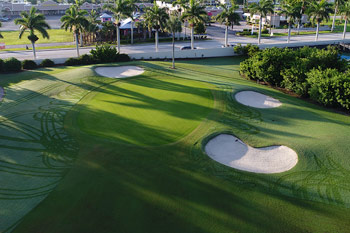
[1,58,350,233]
[0,29,73,45]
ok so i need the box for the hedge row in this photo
[239,45,350,111]
[0,45,130,73]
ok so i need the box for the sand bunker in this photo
[95,66,144,78]
[0,87,4,101]
[205,134,298,173]
[235,91,282,108]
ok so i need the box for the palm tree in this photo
[181,0,207,50]
[85,10,100,44]
[249,0,274,45]
[142,10,154,39]
[165,16,182,69]
[103,0,131,53]
[331,0,345,32]
[307,0,333,41]
[127,0,139,44]
[14,7,50,59]
[145,2,169,52]
[61,6,88,57]
[172,0,188,39]
[215,1,240,47]
[340,0,350,39]
[102,21,115,42]
[280,0,302,43]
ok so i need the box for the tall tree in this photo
[181,0,207,49]
[340,0,350,39]
[103,0,131,53]
[165,15,182,69]
[61,6,88,57]
[145,2,169,52]
[249,0,274,45]
[280,0,302,43]
[307,0,333,41]
[15,7,50,59]
[142,9,154,39]
[172,0,188,39]
[85,10,100,44]
[128,0,139,44]
[215,0,240,47]
[331,0,345,32]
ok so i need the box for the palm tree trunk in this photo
[32,41,36,60]
[331,4,338,32]
[117,25,120,53]
[131,21,134,44]
[172,34,175,69]
[155,29,159,52]
[225,25,228,46]
[80,33,83,47]
[287,22,291,43]
[315,21,320,41]
[191,26,194,49]
[343,19,347,40]
[258,16,262,45]
[75,33,80,57]
[149,27,152,39]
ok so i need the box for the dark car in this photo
[180,46,197,50]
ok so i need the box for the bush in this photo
[3,57,22,72]
[307,68,350,110]
[22,60,38,70]
[41,59,55,67]
[64,57,81,66]
[78,54,96,65]
[234,43,260,57]
[194,22,206,34]
[115,53,130,62]
[0,59,4,72]
[90,44,119,63]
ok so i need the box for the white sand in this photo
[205,134,298,174]
[0,87,4,101]
[95,66,144,78]
[235,91,282,108]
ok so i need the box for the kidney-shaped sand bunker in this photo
[235,91,282,108]
[205,134,298,173]
[95,66,144,78]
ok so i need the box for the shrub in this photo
[234,44,260,57]
[194,22,206,34]
[90,44,119,63]
[115,53,130,62]
[262,29,269,34]
[22,60,38,70]
[0,59,4,72]
[64,57,81,66]
[3,57,22,72]
[78,54,96,65]
[41,59,55,67]
[307,68,350,110]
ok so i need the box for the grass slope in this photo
[5,58,350,233]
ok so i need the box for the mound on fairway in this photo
[78,77,213,146]
[235,91,282,108]
[95,66,144,78]
[205,134,298,173]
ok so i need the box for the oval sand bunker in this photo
[235,91,282,108]
[205,134,298,173]
[95,66,144,78]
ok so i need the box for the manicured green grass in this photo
[0,29,73,45]
[78,76,213,146]
[1,58,350,233]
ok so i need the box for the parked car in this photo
[0,17,9,22]
[180,46,197,50]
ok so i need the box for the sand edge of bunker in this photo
[204,134,298,174]
[94,66,145,78]
[235,90,282,109]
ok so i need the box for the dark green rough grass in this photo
[10,58,350,233]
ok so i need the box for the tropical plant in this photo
[215,0,240,47]
[249,0,274,44]
[142,9,154,39]
[340,0,350,39]
[128,0,139,44]
[102,21,115,42]
[86,10,101,44]
[135,20,147,40]
[181,0,207,49]
[307,0,333,41]
[61,6,88,56]
[103,0,132,52]
[145,2,169,52]
[14,7,50,59]
[280,0,302,43]
[331,0,346,32]
[165,16,182,69]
